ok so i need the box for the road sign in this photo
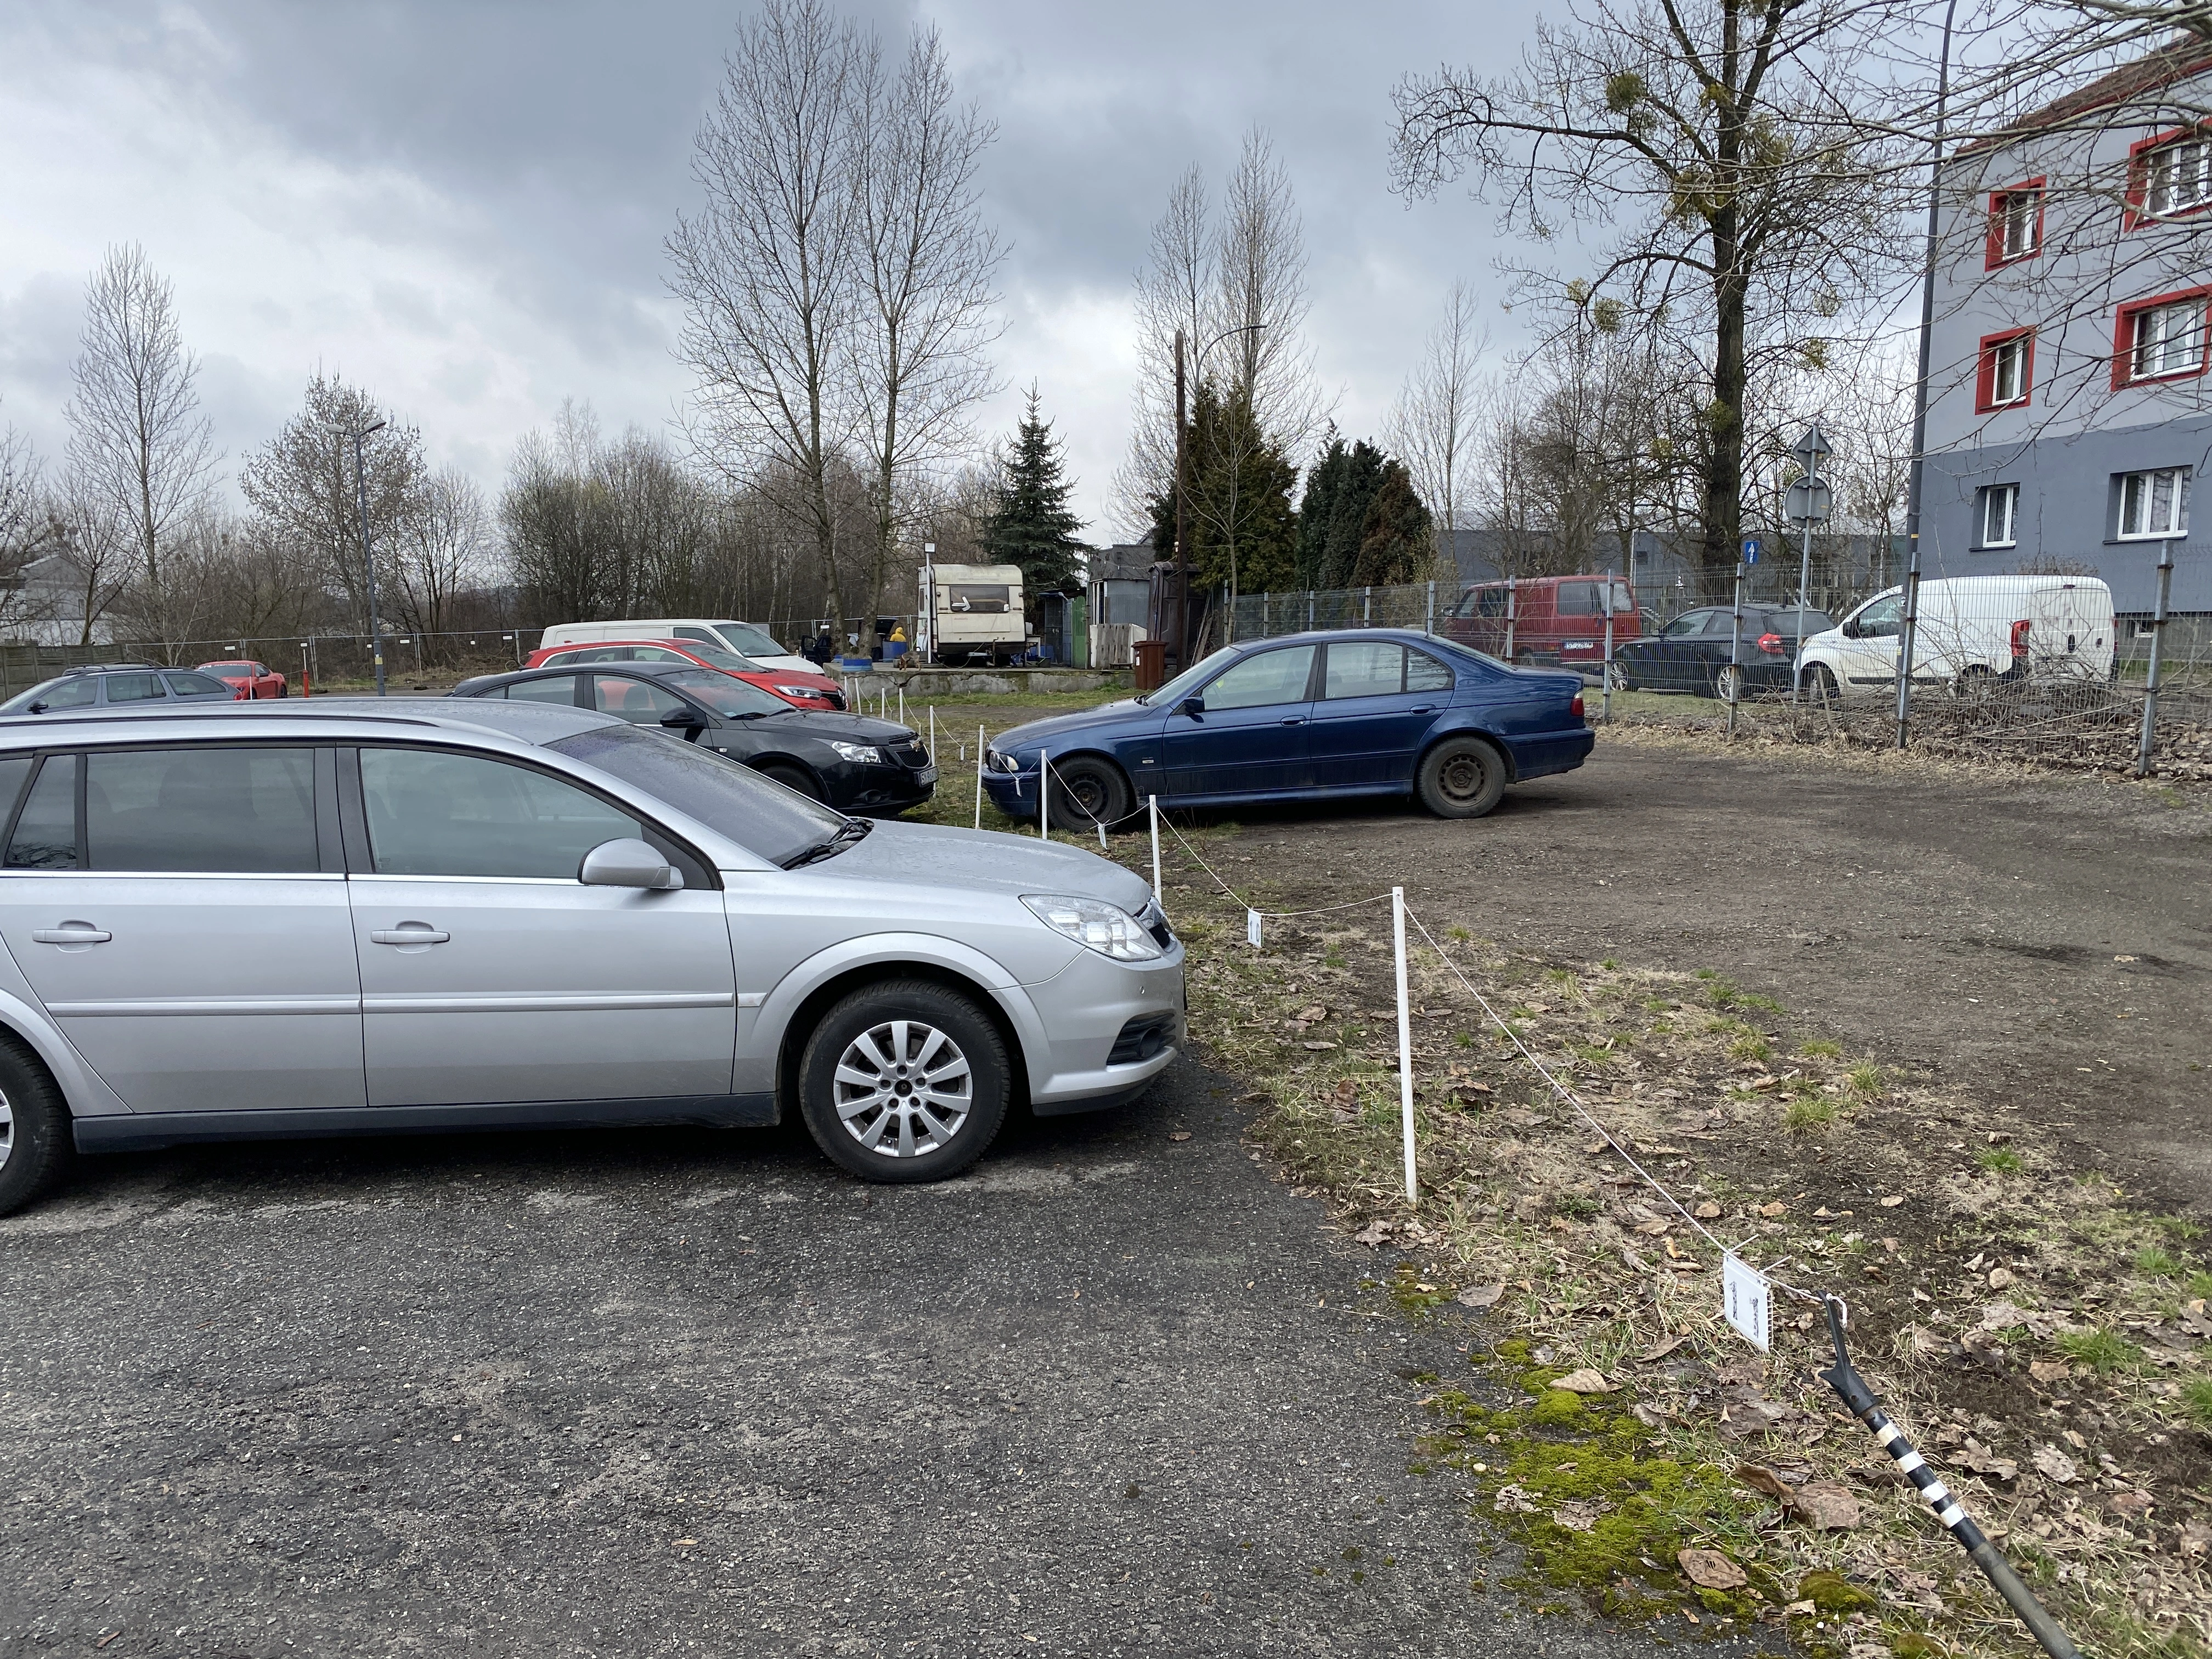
[1785,478,1833,524]
[1788,422,1833,466]
[1742,538,1762,565]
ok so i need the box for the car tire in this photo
[1604,661,1634,692]
[1714,664,1747,703]
[1802,663,1839,702]
[0,1035,74,1218]
[759,761,825,802]
[797,979,1011,1183]
[1050,755,1133,830]
[1415,736,1509,820]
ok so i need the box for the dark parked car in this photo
[981,628,1590,824]
[1605,606,1835,699]
[450,661,934,816]
[0,664,239,715]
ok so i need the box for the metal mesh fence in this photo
[0,630,543,697]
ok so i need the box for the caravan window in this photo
[947,585,1011,613]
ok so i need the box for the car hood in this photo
[988,698,1156,754]
[744,712,915,746]
[1801,627,1846,653]
[815,817,1155,912]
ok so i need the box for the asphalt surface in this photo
[0,1067,1714,1658]
[1231,734,2212,1213]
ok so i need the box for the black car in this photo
[0,663,240,715]
[450,661,935,815]
[1606,605,1835,699]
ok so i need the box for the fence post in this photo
[1726,562,1745,740]
[1601,566,1616,723]
[1894,549,1925,748]
[974,724,985,830]
[1363,585,1372,625]
[1392,887,1417,1206]
[1425,580,1435,635]
[1505,578,1519,661]
[2136,535,2176,778]
[1307,590,1315,631]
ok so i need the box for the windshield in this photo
[667,641,755,670]
[661,668,788,718]
[548,723,844,867]
[714,622,786,659]
[1139,647,1234,708]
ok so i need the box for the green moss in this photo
[1892,1635,1945,1658]
[1495,1338,1533,1364]
[1531,1389,1587,1425]
[1796,1568,1876,1612]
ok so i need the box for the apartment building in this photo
[1920,42,2212,614]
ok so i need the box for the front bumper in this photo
[1019,932,1186,1111]
[981,764,1040,820]
[846,761,936,813]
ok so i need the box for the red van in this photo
[1440,574,1640,670]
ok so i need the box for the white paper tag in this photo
[1097,824,1109,851]
[1246,909,1263,949]
[1722,1252,1771,1352]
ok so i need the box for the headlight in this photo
[986,749,1022,773]
[1022,894,1164,962]
[776,684,825,699]
[828,741,882,764]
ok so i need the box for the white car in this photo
[1796,575,2115,698]
[536,618,819,678]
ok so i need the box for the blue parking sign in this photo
[1741,538,1762,565]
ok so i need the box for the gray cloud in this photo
[0,0,1554,538]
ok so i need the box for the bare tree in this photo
[1215,130,1328,460]
[394,468,494,640]
[1387,280,1488,572]
[1392,0,1915,579]
[669,0,865,636]
[846,24,1006,650]
[1115,166,1214,531]
[63,244,219,641]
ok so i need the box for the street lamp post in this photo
[351,420,389,697]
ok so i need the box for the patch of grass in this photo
[1799,1039,1843,1059]
[1727,1034,1773,1064]
[1642,997,1671,1012]
[2188,1269,2212,1300]
[1846,1062,1884,1100]
[1572,1042,1616,1066]
[1737,992,1784,1016]
[1453,1031,1476,1051]
[2132,1245,2187,1279]
[1447,924,1472,943]
[1600,957,1620,970]
[2056,1327,2145,1374]
[1784,1096,1838,1133]
[1693,967,1717,979]
[1976,1146,2025,1174]
[2181,1376,2212,1429]
[1705,978,1743,1008]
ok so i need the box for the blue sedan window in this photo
[1204,646,1314,710]
[1323,642,1403,698]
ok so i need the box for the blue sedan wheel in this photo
[1416,737,1508,820]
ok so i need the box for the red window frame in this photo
[2110,283,2212,388]
[1974,328,2036,412]
[1984,177,2046,268]
[2124,123,2212,230]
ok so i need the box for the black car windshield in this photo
[548,723,845,867]
[660,668,788,718]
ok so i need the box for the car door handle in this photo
[32,927,110,945]
[371,927,450,946]
[1409,704,1435,714]
[1278,716,1305,725]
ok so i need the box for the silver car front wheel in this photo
[0,1089,13,1175]
[834,1019,973,1158]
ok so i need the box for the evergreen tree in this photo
[1351,460,1432,586]
[1146,382,1297,597]
[1295,435,1389,588]
[982,386,1087,592]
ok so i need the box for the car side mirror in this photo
[1177,696,1205,718]
[660,706,706,731]
[25,702,45,714]
[578,838,682,890]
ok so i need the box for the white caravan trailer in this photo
[917,564,1026,666]
[1796,575,2115,698]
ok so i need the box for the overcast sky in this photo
[0,0,1554,541]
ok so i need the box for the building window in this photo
[1979,483,2020,548]
[2146,136,2212,217]
[2117,467,2190,539]
[2114,289,2211,385]
[1986,182,2044,266]
[1975,329,2034,411]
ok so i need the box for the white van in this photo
[535,618,818,677]
[1796,575,2115,698]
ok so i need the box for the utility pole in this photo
[352,420,389,697]
[1173,330,1189,675]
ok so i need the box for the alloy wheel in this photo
[1716,665,1746,702]
[833,1019,973,1158]
[0,1089,13,1175]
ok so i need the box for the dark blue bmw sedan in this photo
[982,629,1592,825]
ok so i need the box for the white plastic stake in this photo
[928,704,935,759]
[1393,886,1417,1206]
[898,684,905,725]
[973,724,984,830]
[1040,753,1049,841]
[1149,795,1162,906]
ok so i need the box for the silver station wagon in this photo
[0,699,1184,1214]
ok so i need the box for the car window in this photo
[1323,642,1406,699]
[629,646,691,663]
[505,675,583,706]
[661,668,786,718]
[103,672,166,703]
[1202,645,1316,710]
[1142,647,1233,711]
[1555,582,1601,617]
[163,672,230,696]
[6,755,79,868]
[1660,613,1707,638]
[1407,648,1455,692]
[1702,612,1742,636]
[713,622,786,659]
[1606,581,1634,616]
[359,747,646,880]
[1852,595,1903,638]
[592,675,692,725]
[548,647,613,664]
[9,676,97,713]
[0,755,33,826]
[87,747,318,872]
[548,723,843,868]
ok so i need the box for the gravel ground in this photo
[0,1069,1719,1659]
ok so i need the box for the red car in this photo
[1439,574,1641,671]
[197,659,289,699]
[522,639,847,711]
